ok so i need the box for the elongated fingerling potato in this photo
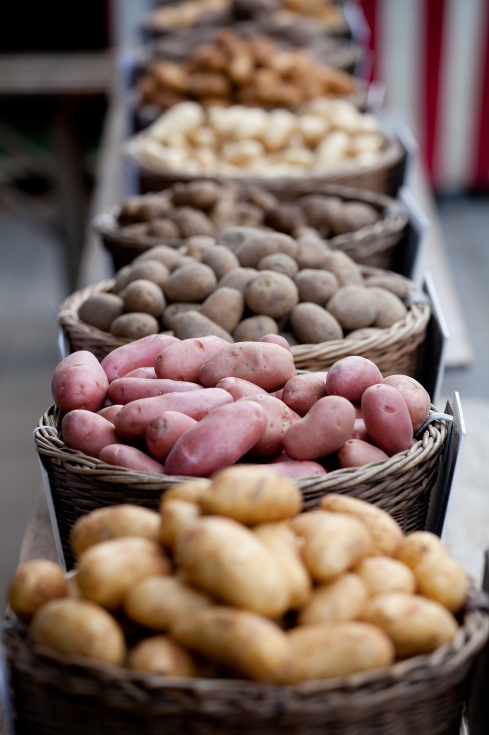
[99,444,165,474]
[101,334,180,382]
[282,396,355,460]
[146,412,197,462]
[107,377,203,404]
[155,335,230,383]
[52,351,108,412]
[62,410,121,458]
[199,342,295,392]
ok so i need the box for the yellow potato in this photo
[201,466,302,525]
[396,531,446,569]
[160,499,201,548]
[29,598,126,666]
[355,557,416,596]
[176,517,290,618]
[124,575,213,630]
[161,479,211,505]
[70,505,161,557]
[414,555,469,613]
[291,511,372,582]
[65,571,84,600]
[77,537,170,609]
[254,522,311,609]
[298,573,368,626]
[127,635,196,676]
[320,494,403,556]
[9,559,68,622]
[172,606,294,683]
[362,592,459,657]
[289,621,394,680]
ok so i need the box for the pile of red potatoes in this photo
[51,333,431,478]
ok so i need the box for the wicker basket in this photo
[58,267,430,377]
[94,183,409,272]
[124,135,407,198]
[35,403,448,569]
[4,603,488,735]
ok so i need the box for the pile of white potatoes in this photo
[9,466,468,684]
[131,99,385,177]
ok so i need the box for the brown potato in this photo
[201,465,302,524]
[258,253,299,279]
[124,575,213,631]
[327,286,377,331]
[146,218,180,239]
[295,238,329,269]
[362,592,459,657]
[395,531,446,569]
[163,263,217,302]
[355,557,416,596]
[320,494,404,557]
[201,245,240,280]
[254,522,311,610]
[234,232,297,267]
[218,266,257,292]
[127,635,196,676]
[289,621,394,680]
[172,181,221,209]
[298,573,368,626]
[290,302,343,343]
[110,313,159,339]
[184,235,216,260]
[135,246,181,271]
[171,207,216,238]
[125,260,170,290]
[368,287,407,328]
[176,517,290,617]
[122,280,165,318]
[200,287,244,333]
[171,256,200,272]
[328,202,380,236]
[322,250,364,287]
[264,204,307,234]
[70,504,161,557]
[160,498,201,549]
[172,310,234,342]
[233,315,279,341]
[414,554,468,613]
[9,560,68,622]
[291,511,372,581]
[171,607,294,683]
[77,537,170,609]
[244,272,299,320]
[299,194,342,234]
[29,598,126,665]
[161,479,211,505]
[161,302,201,330]
[78,294,124,332]
[295,269,339,305]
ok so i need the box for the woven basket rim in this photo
[57,266,431,365]
[3,605,488,707]
[92,182,409,255]
[122,134,405,187]
[35,403,448,494]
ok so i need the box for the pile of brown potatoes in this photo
[114,180,382,242]
[52,342,431,478]
[132,99,383,176]
[9,477,468,683]
[82,227,405,344]
[138,29,357,112]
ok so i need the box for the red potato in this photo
[383,375,431,431]
[350,418,368,441]
[199,342,295,392]
[52,351,108,413]
[146,412,198,462]
[101,334,180,383]
[114,389,232,441]
[97,405,123,425]
[270,389,284,400]
[124,367,157,379]
[165,401,268,477]
[282,374,327,417]
[237,395,294,458]
[99,444,165,474]
[260,334,291,352]
[62,410,121,458]
[353,404,363,418]
[337,439,389,468]
[108,378,203,405]
[268,457,327,477]
[326,357,383,404]
[282,396,356,460]
[361,384,413,456]
[216,377,268,401]
[154,335,230,383]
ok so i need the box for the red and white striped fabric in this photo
[358,0,489,192]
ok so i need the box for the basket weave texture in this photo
[94,183,409,272]
[3,605,488,735]
[124,136,407,197]
[58,267,430,375]
[35,404,447,569]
